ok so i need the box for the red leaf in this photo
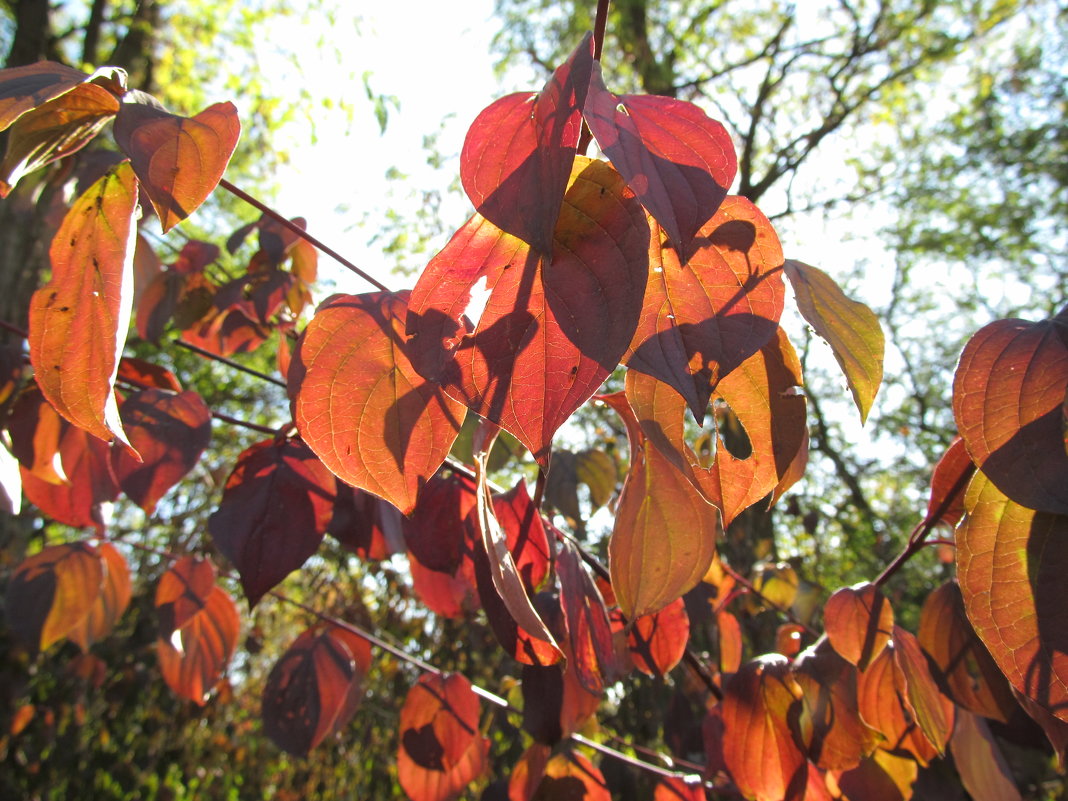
[397,673,488,801]
[292,291,464,514]
[111,388,211,513]
[28,161,138,449]
[0,82,119,195]
[823,582,894,671]
[261,624,367,755]
[584,64,736,258]
[891,626,954,756]
[628,597,690,678]
[5,541,103,651]
[113,100,240,232]
[157,584,239,705]
[208,437,336,606]
[558,537,617,693]
[716,610,743,675]
[20,416,119,531]
[602,389,717,618]
[923,437,972,527]
[327,483,404,561]
[407,156,649,466]
[950,709,1022,801]
[836,752,916,801]
[116,357,182,392]
[917,580,1015,722]
[625,197,786,418]
[956,469,1068,722]
[720,656,807,801]
[653,776,706,801]
[9,386,68,484]
[0,61,90,131]
[528,752,610,801]
[508,742,551,801]
[155,555,217,637]
[460,33,594,254]
[405,471,478,574]
[66,541,130,651]
[953,307,1068,514]
[411,550,478,620]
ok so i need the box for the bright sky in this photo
[263,1,507,294]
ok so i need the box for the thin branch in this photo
[175,339,287,388]
[218,178,391,293]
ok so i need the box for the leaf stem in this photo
[217,178,391,293]
[175,338,287,388]
[874,461,975,588]
[592,0,611,61]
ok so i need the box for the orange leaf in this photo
[261,624,366,755]
[113,100,240,232]
[157,584,239,705]
[626,198,786,418]
[923,437,972,527]
[629,598,690,678]
[5,541,103,651]
[0,82,119,195]
[28,161,138,449]
[66,541,131,651]
[782,259,884,423]
[823,582,893,671]
[0,61,89,131]
[653,776,707,801]
[508,743,552,801]
[917,580,1015,722]
[956,469,1068,722]
[155,555,217,637]
[528,752,610,801]
[720,656,806,801]
[602,390,718,618]
[397,673,488,801]
[953,306,1068,514]
[292,291,464,514]
[407,156,649,466]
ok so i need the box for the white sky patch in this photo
[461,274,492,331]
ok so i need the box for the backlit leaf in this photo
[460,33,593,254]
[720,655,806,801]
[407,156,649,466]
[397,673,488,801]
[602,391,718,619]
[956,469,1068,722]
[156,555,216,637]
[292,291,464,514]
[157,584,239,705]
[405,471,478,574]
[628,598,690,678]
[508,743,551,801]
[792,642,877,771]
[327,483,403,561]
[5,541,103,651]
[472,426,562,659]
[782,260,884,423]
[653,776,706,801]
[837,752,916,801]
[0,82,119,195]
[529,752,610,801]
[113,99,240,232]
[208,437,336,606]
[824,582,894,671]
[111,388,211,513]
[116,357,182,392]
[717,610,743,675]
[924,438,972,527]
[950,709,1022,801]
[917,580,1015,722]
[585,65,736,258]
[66,541,130,651]
[262,624,366,755]
[9,386,68,484]
[19,416,119,531]
[558,537,617,693]
[626,198,786,418]
[0,61,90,131]
[891,625,953,755]
[28,161,138,449]
[953,307,1068,514]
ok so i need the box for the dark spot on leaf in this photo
[401,723,445,771]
